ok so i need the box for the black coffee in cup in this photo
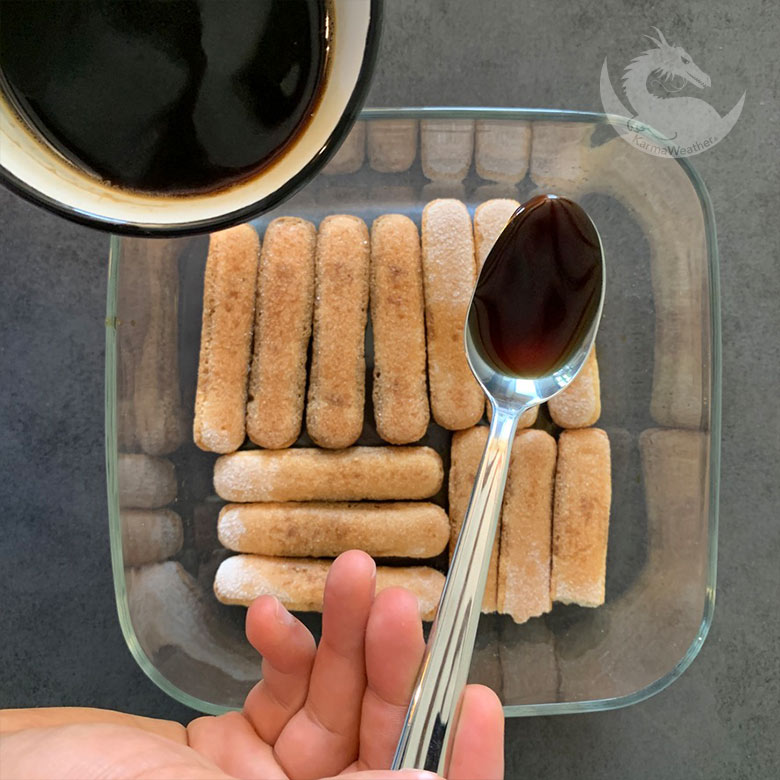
[0,0,332,196]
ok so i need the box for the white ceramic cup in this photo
[0,0,381,235]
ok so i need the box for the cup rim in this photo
[0,0,383,237]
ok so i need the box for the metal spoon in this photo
[392,194,605,773]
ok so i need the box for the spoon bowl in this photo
[467,192,606,411]
[393,194,605,773]
[465,284,603,411]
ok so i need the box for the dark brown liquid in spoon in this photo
[469,194,602,378]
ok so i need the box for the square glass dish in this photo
[105,107,721,716]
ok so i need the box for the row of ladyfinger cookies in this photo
[118,428,707,628]
[212,447,446,621]
[116,428,698,687]
[332,122,707,429]
[116,453,181,568]
[193,198,601,455]
[212,427,611,625]
[451,427,611,623]
[323,119,531,184]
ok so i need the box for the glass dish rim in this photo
[105,105,721,717]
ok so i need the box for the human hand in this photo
[0,550,503,779]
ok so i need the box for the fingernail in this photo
[362,552,376,585]
[274,598,297,626]
[398,771,439,780]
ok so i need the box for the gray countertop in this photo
[1,1,778,777]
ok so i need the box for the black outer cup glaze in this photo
[0,0,383,237]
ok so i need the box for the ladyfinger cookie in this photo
[370,214,429,444]
[474,198,520,268]
[474,199,537,429]
[306,215,370,449]
[421,199,484,430]
[474,120,531,183]
[214,555,445,620]
[121,509,183,567]
[218,502,449,559]
[548,346,601,428]
[194,225,260,453]
[421,120,474,182]
[449,427,497,612]
[116,238,152,452]
[214,446,443,502]
[322,121,366,174]
[118,454,176,509]
[367,119,418,173]
[246,217,316,449]
[498,430,557,623]
[551,428,612,607]
[130,239,187,456]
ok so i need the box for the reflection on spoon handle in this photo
[392,403,522,773]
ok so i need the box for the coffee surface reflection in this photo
[0,0,331,195]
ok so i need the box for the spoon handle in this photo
[391,404,521,773]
